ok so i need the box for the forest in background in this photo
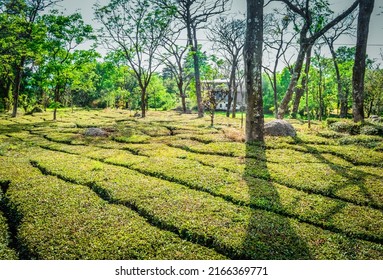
[0,0,382,127]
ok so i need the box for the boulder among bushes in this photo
[264,120,296,137]
[84,127,108,137]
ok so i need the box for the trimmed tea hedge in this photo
[29,149,383,259]
[2,110,383,260]
[0,203,17,259]
[0,156,225,260]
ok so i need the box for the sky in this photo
[57,0,383,64]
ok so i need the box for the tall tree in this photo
[244,0,264,142]
[292,44,312,119]
[95,0,173,118]
[263,10,296,118]
[364,65,383,117]
[161,29,192,113]
[207,16,246,118]
[323,13,356,117]
[352,0,374,122]
[42,11,94,120]
[1,0,61,117]
[156,0,230,118]
[276,0,359,119]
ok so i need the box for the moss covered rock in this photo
[264,120,296,137]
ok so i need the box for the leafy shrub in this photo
[360,125,378,135]
[0,209,17,259]
[330,121,361,135]
[317,131,346,139]
[326,118,341,126]
[113,135,151,144]
[339,135,383,148]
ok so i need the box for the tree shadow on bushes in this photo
[242,143,311,259]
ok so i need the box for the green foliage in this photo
[94,0,174,116]
[147,74,176,110]
[329,120,383,137]
[339,134,383,148]
[0,201,17,259]
[360,125,381,136]
[330,121,361,135]
[326,118,341,126]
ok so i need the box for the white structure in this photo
[202,79,246,111]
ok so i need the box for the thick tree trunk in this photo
[352,0,374,123]
[291,45,312,119]
[244,0,264,143]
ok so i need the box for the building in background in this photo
[202,79,246,111]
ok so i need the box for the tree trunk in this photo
[0,78,11,111]
[305,76,311,128]
[226,94,232,117]
[53,84,60,121]
[340,87,348,117]
[11,57,26,117]
[181,94,187,113]
[273,71,278,119]
[277,0,358,119]
[141,89,146,118]
[328,43,347,117]
[277,42,308,119]
[232,79,238,118]
[291,45,312,119]
[190,26,204,118]
[177,80,187,113]
[367,99,374,118]
[318,66,323,121]
[244,0,264,143]
[352,0,374,123]
[227,61,236,117]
